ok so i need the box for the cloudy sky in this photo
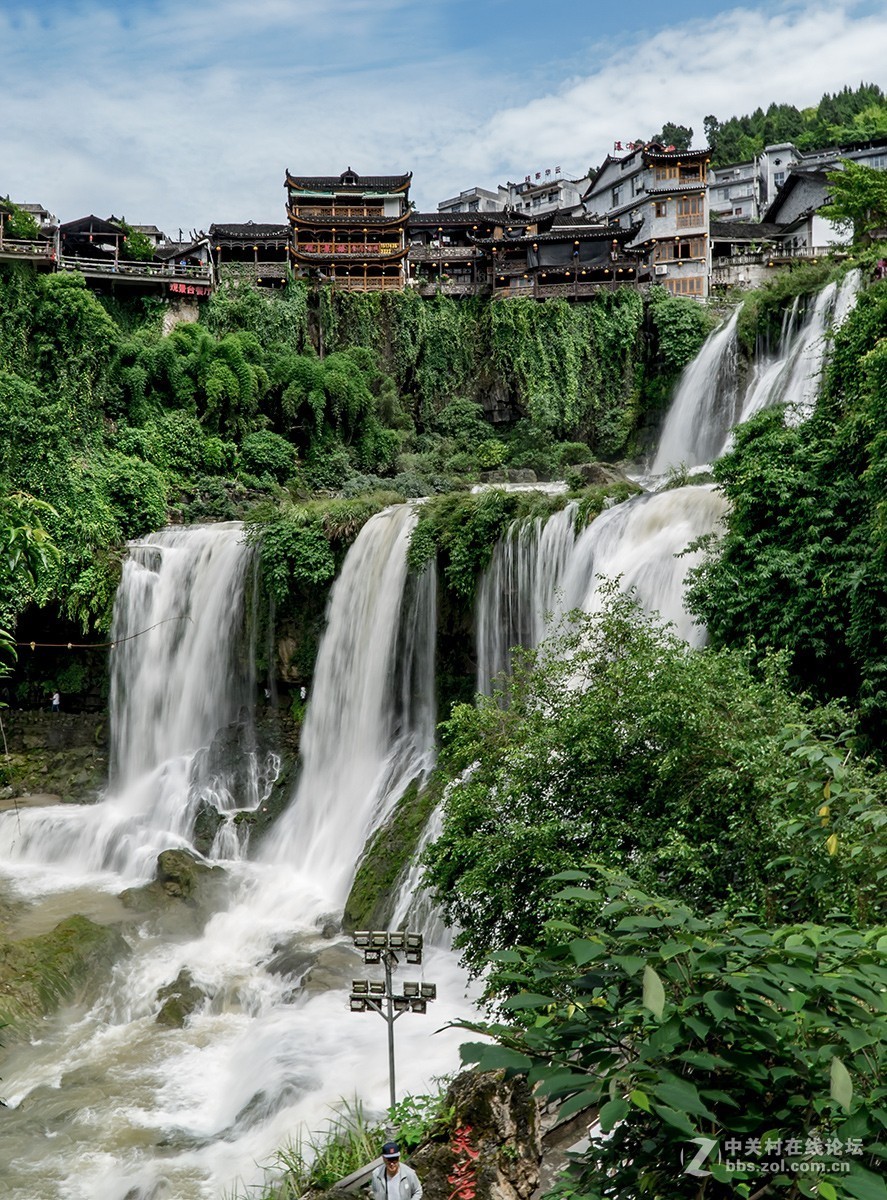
[2,0,885,235]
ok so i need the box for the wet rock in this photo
[0,914,129,1033]
[301,943,363,993]
[570,461,632,487]
[266,940,315,980]
[478,469,538,485]
[156,969,205,1027]
[192,800,224,858]
[412,1071,543,1200]
[119,849,226,921]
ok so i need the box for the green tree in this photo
[462,870,887,1200]
[653,122,694,150]
[423,590,824,973]
[827,161,887,243]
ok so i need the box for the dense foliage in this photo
[423,590,886,973]
[462,871,886,1200]
[705,83,887,166]
[0,263,706,642]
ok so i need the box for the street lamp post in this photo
[349,930,437,1110]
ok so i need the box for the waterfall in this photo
[554,486,728,646]
[269,504,437,909]
[475,486,728,696]
[651,308,742,474]
[476,504,577,693]
[0,508,475,1200]
[0,523,265,885]
[653,269,861,473]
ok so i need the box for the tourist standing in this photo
[370,1143,422,1200]
[51,690,60,713]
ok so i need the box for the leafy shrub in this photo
[240,430,298,483]
[476,438,508,469]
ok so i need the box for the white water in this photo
[651,309,742,474]
[476,487,727,693]
[0,511,476,1200]
[652,269,861,474]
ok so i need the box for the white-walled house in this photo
[583,143,711,298]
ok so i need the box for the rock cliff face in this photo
[0,711,108,804]
[412,1071,543,1200]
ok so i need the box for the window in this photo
[664,275,704,296]
[612,186,622,206]
[774,171,785,188]
[653,238,706,262]
[868,154,887,170]
[654,165,679,182]
[733,207,744,216]
[654,201,668,218]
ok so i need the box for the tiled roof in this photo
[208,223,289,239]
[711,220,782,239]
[285,168,411,191]
[409,211,507,226]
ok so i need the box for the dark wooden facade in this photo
[208,222,290,287]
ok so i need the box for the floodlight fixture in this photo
[352,979,369,995]
[393,997,410,1013]
[409,999,427,1014]
[388,931,406,950]
[354,931,371,948]
[364,948,381,964]
[371,931,389,947]
[403,981,420,998]
[350,997,368,1012]
[420,983,437,1001]
[369,981,386,996]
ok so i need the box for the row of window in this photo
[653,196,705,219]
[653,238,707,262]
[663,275,704,296]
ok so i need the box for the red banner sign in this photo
[169,281,210,296]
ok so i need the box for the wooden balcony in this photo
[408,245,478,262]
[326,275,404,292]
[292,206,386,220]
[0,238,55,265]
[58,255,213,289]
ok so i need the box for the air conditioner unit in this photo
[654,265,668,275]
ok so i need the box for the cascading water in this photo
[476,504,577,693]
[0,509,475,1200]
[0,524,266,887]
[650,308,742,474]
[475,487,727,693]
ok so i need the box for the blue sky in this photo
[1,0,885,235]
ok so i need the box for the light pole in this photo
[349,930,437,1110]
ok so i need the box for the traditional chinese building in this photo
[584,143,711,297]
[469,209,643,299]
[407,211,504,294]
[285,167,411,291]
[208,222,290,287]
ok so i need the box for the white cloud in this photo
[1,1,885,232]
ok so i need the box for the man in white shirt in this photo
[370,1142,423,1200]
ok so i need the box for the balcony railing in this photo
[408,245,478,261]
[59,255,212,283]
[292,207,386,220]
[326,275,404,291]
[0,237,54,260]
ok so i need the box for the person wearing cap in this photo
[370,1142,423,1200]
